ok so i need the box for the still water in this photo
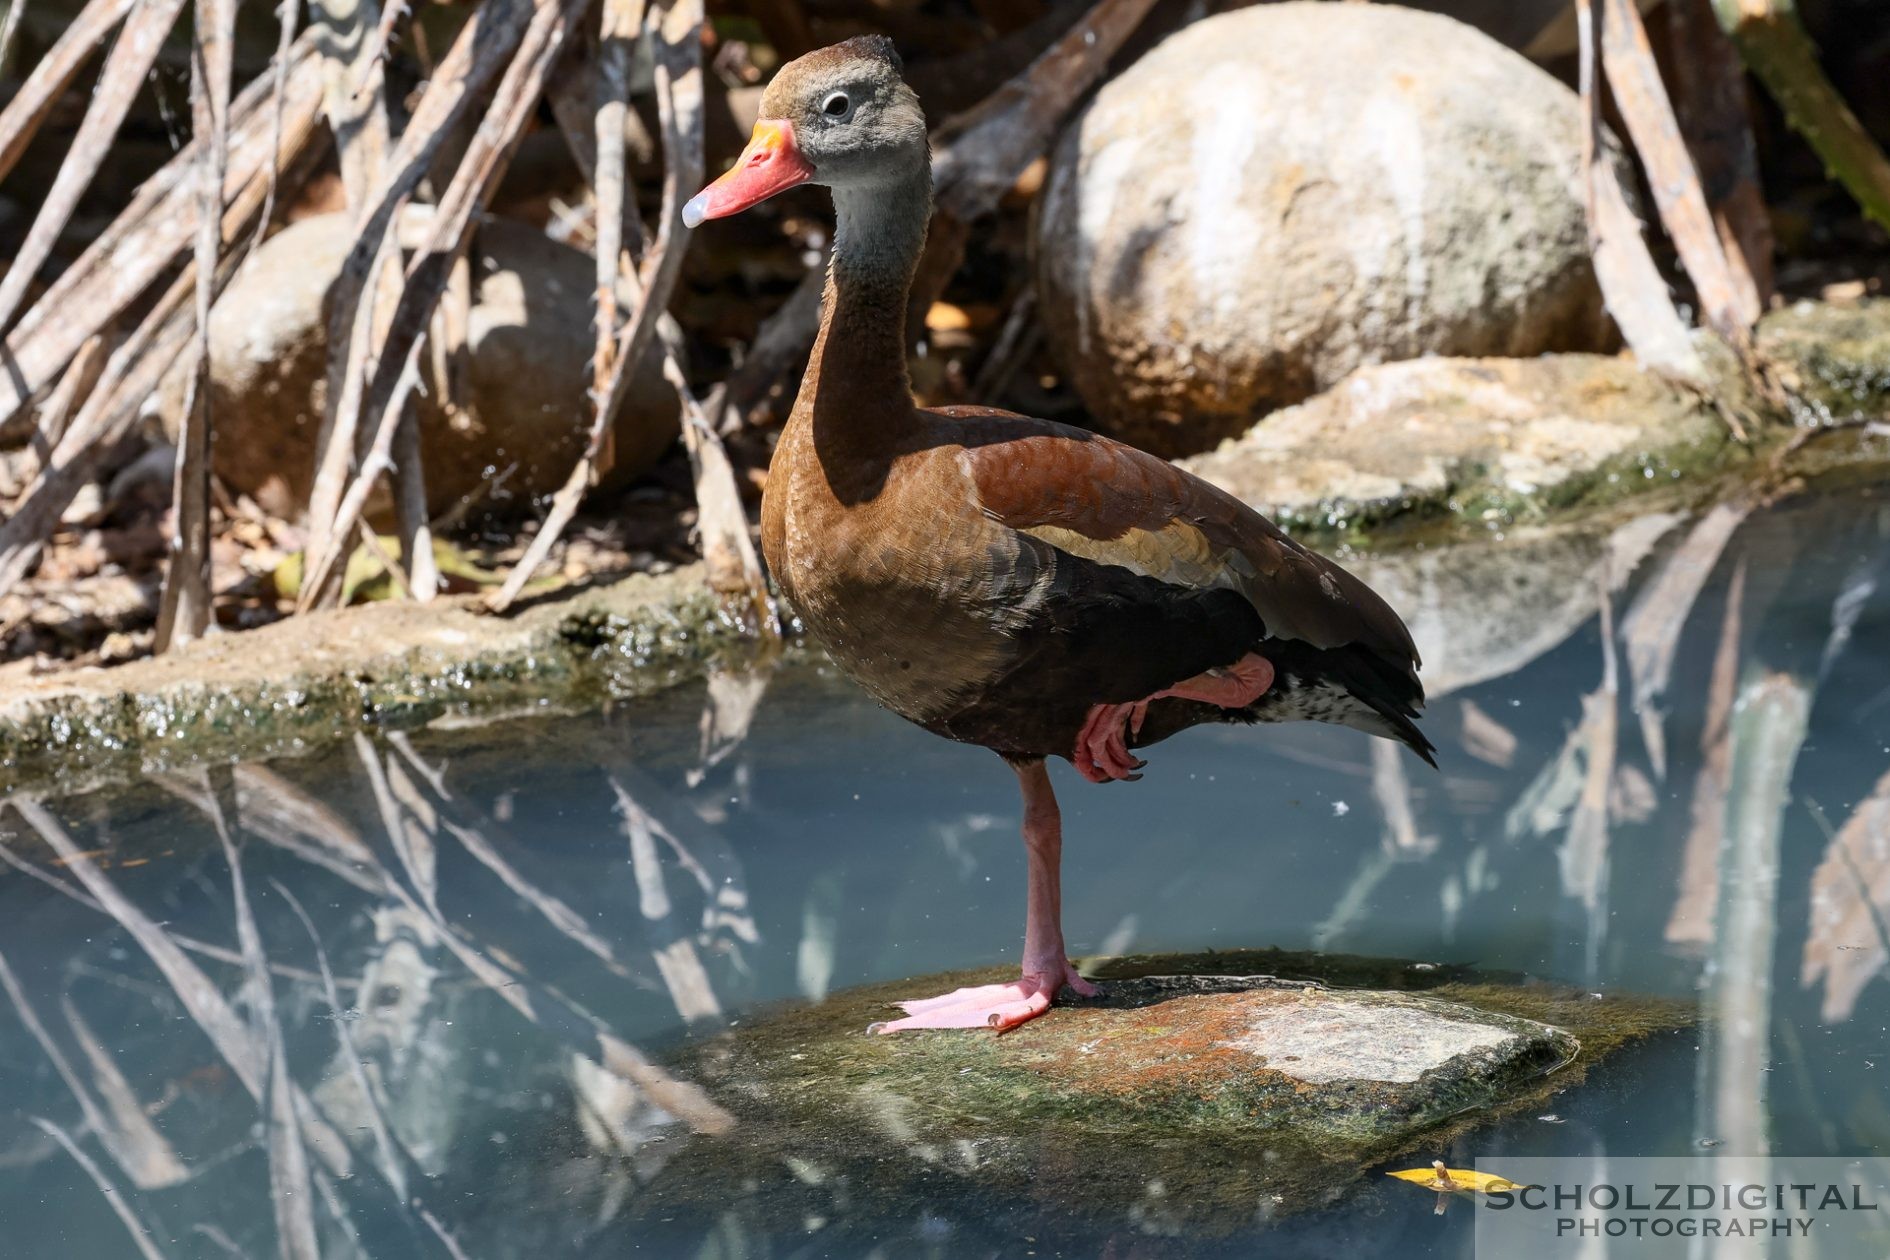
[3,486,1890,1258]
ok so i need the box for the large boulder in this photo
[159,213,680,521]
[1033,2,1618,458]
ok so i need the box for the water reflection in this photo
[2,486,1889,1256]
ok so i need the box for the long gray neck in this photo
[802,161,931,429]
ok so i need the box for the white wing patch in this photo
[1020,521,1253,597]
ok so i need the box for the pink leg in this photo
[876,760,1098,1033]
[1074,652,1275,783]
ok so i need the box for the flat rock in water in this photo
[723,976,1573,1147]
[653,958,1685,1228]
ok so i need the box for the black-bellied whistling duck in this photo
[684,37,1432,1033]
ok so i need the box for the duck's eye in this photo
[821,91,851,118]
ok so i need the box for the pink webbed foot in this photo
[874,964,1099,1033]
[1073,652,1275,784]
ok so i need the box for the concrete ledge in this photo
[0,565,755,792]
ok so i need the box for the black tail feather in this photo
[1250,638,1437,768]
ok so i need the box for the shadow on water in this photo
[3,484,1890,1256]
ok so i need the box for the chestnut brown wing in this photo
[938,405,1423,684]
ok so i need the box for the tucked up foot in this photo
[875,964,1098,1033]
[1074,652,1276,783]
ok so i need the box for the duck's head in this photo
[682,36,926,228]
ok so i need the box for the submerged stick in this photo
[272,880,412,1210]
[0,949,189,1190]
[385,734,645,984]
[0,831,329,983]
[347,738,734,1135]
[1665,559,1745,949]
[1707,667,1811,1150]
[60,998,192,1189]
[5,800,353,1178]
[1619,500,1753,778]
[28,1117,168,1260]
[1801,769,1890,1022]
[201,773,321,1260]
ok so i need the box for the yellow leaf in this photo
[924,301,972,333]
[1388,1163,1535,1194]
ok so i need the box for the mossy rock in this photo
[1760,298,1890,427]
[1180,353,1731,546]
[648,953,1689,1232]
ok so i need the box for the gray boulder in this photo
[1034,2,1618,457]
[159,212,679,521]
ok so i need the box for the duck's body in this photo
[689,36,1430,1031]
[764,399,1428,769]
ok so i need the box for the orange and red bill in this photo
[682,119,816,228]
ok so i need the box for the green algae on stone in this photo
[1760,298,1890,427]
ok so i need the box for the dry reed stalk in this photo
[1667,0,1774,308]
[590,0,646,478]
[0,0,138,185]
[1599,0,1761,337]
[155,0,238,652]
[484,0,703,614]
[1714,0,1890,232]
[0,69,328,598]
[1576,0,1709,383]
[303,0,540,584]
[0,35,325,440]
[300,0,591,608]
[0,0,190,335]
[313,0,391,210]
